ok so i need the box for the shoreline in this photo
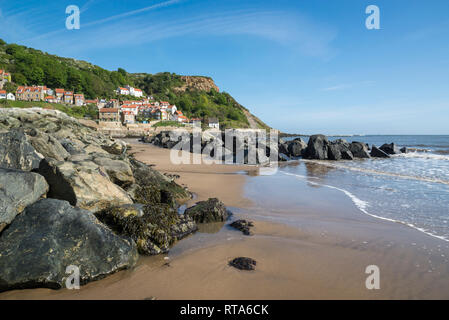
[1,140,449,299]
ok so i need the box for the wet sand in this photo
[1,140,449,300]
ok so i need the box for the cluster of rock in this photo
[0,108,230,292]
[145,131,404,163]
[283,135,405,160]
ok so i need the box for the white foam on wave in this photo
[301,159,449,186]
[395,152,449,161]
[282,171,449,243]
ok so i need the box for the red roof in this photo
[0,90,6,94]
[99,108,119,113]
[55,88,64,93]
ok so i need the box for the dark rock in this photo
[60,139,85,155]
[380,143,401,155]
[304,135,329,160]
[0,199,138,292]
[229,257,257,271]
[184,198,230,223]
[287,138,307,157]
[0,129,42,171]
[400,147,408,154]
[349,142,371,158]
[371,145,390,158]
[95,204,197,255]
[0,168,49,232]
[229,220,254,236]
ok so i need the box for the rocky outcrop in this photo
[95,204,197,255]
[349,142,371,158]
[184,198,230,223]
[0,199,138,292]
[229,257,257,271]
[0,129,42,171]
[371,145,390,158]
[38,158,133,212]
[287,138,307,157]
[304,135,329,160]
[0,168,49,232]
[174,76,220,93]
[229,220,254,236]
[380,143,401,155]
[26,129,70,161]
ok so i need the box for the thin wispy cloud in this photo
[27,8,337,59]
[19,0,183,43]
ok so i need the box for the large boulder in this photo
[328,139,354,160]
[26,129,70,161]
[0,168,49,232]
[184,198,230,223]
[379,143,401,155]
[96,204,197,255]
[92,155,135,188]
[287,138,307,157]
[38,158,133,212]
[0,129,42,171]
[0,199,138,292]
[304,135,329,160]
[371,145,390,158]
[349,142,371,158]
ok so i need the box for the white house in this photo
[7,93,15,101]
[124,85,144,98]
[120,104,139,116]
[208,118,220,129]
[117,87,130,95]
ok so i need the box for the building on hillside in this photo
[208,118,220,129]
[85,99,98,105]
[99,108,120,122]
[117,87,130,95]
[123,85,144,98]
[122,111,136,124]
[64,91,74,104]
[166,105,177,115]
[120,104,139,116]
[107,99,119,108]
[190,118,202,128]
[7,93,15,101]
[45,96,57,103]
[55,89,65,102]
[16,86,47,101]
[74,94,85,106]
[0,90,6,99]
[46,88,54,96]
[177,115,188,123]
[0,70,11,89]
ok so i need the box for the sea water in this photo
[258,135,449,241]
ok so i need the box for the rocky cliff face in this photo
[174,76,220,93]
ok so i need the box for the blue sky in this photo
[1,0,448,134]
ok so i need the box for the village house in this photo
[16,86,47,102]
[0,90,6,99]
[124,85,143,98]
[190,118,202,128]
[64,91,74,104]
[166,105,178,115]
[120,104,139,116]
[55,89,65,102]
[106,99,119,108]
[122,111,136,124]
[117,87,130,95]
[85,99,98,105]
[99,108,120,122]
[208,118,220,129]
[7,93,15,101]
[74,93,85,106]
[0,70,11,89]
[45,96,57,103]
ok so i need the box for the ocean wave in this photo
[395,152,449,161]
[300,159,449,185]
[282,172,449,243]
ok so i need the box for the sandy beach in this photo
[1,140,449,300]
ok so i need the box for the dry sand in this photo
[1,140,449,300]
